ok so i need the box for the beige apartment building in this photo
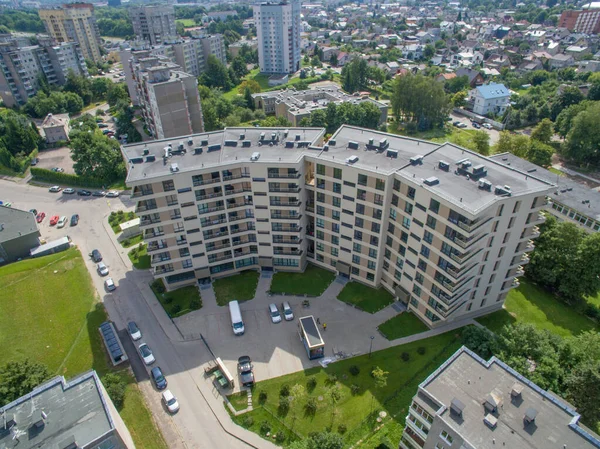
[39,3,102,63]
[122,125,553,328]
[400,346,600,449]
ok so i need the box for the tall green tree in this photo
[64,71,93,105]
[0,360,50,407]
[391,74,449,130]
[106,83,129,107]
[472,131,490,155]
[201,54,232,90]
[70,131,126,182]
[563,101,600,166]
[526,140,553,166]
[341,58,369,93]
[530,118,554,144]
[566,361,600,427]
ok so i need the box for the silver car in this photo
[97,262,109,276]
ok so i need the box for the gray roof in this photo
[419,347,600,449]
[0,372,116,449]
[0,206,39,244]
[489,153,600,222]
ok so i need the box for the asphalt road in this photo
[1,180,250,449]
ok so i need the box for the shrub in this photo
[152,279,166,294]
[351,384,360,395]
[338,424,347,434]
[377,436,394,449]
[102,373,126,409]
[258,390,267,404]
[401,352,410,361]
[190,299,202,310]
[585,304,600,321]
[306,376,317,391]
[163,296,173,304]
[275,432,286,444]
[31,167,105,188]
[280,384,290,397]
[242,416,254,427]
[305,397,317,414]
[417,346,426,355]
[349,365,360,376]
[171,304,182,314]
[260,420,271,434]
[278,396,290,414]
[326,373,338,385]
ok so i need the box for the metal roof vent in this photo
[409,155,423,165]
[484,413,498,429]
[348,141,359,150]
[346,155,359,164]
[479,179,492,191]
[495,185,512,196]
[424,177,439,186]
[524,407,537,425]
[439,160,450,171]
[511,383,524,399]
[484,393,502,412]
[450,397,465,416]
[251,152,260,161]
[170,163,179,172]
[239,133,245,140]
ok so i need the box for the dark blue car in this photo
[151,366,167,390]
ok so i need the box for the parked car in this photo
[483,123,493,130]
[472,122,481,129]
[1,202,11,208]
[49,215,59,226]
[29,209,37,215]
[97,262,109,276]
[453,120,461,127]
[151,366,168,390]
[127,321,142,341]
[237,356,255,387]
[63,188,75,195]
[36,212,46,223]
[90,249,102,262]
[98,123,108,128]
[162,390,179,413]
[70,214,79,226]
[57,216,68,228]
[102,129,111,135]
[49,186,62,193]
[106,191,119,198]
[30,157,39,166]
[457,123,468,129]
[92,191,106,197]
[77,189,91,196]
[138,343,155,365]
[282,301,294,321]
[104,277,116,291]
[51,167,64,173]
[268,303,282,323]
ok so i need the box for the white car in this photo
[57,216,68,228]
[97,262,109,276]
[282,301,294,321]
[48,185,62,193]
[138,343,155,365]
[106,191,119,198]
[128,321,142,341]
[483,123,493,130]
[269,303,282,323]
[104,277,116,291]
[162,390,179,413]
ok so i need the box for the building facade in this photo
[559,8,600,34]
[399,346,600,449]
[470,83,510,116]
[41,112,71,144]
[122,125,553,328]
[254,0,301,74]
[39,3,102,63]
[128,51,204,139]
[0,371,135,449]
[130,5,176,46]
[0,36,88,107]
[200,34,227,66]
[0,206,40,265]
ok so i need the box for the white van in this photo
[229,300,245,335]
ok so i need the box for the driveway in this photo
[449,111,501,145]
[36,146,75,174]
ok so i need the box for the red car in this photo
[49,215,59,226]
[36,212,46,223]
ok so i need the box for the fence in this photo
[453,108,505,130]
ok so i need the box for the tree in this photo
[289,384,305,432]
[451,91,467,108]
[369,366,388,419]
[423,44,435,59]
[201,100,221,131]
[102,373,126,409]
[244,87,255,110]
[391,74,450,130]
[526,140,553,167]
[306,431,344,449]
[70,131,126,182]
[230,55,248,79]
[0,360,50,407]
[530,118,554,145]
[91,77,113,101]
[461,326,499,359]
[551,86,584,120]
[341,58,369,93]
[64,71,92,105]
[237,79,261,94]
[554,101,589,139]
[328,384,342,427]
[472,131,490,155]
[566,361,600,426]
[563,101,600,166]
[201,55,232,90]
[106,83,129,107]
[445,75,470,94]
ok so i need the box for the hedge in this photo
[30,167,105,188]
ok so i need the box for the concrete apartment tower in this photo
[128,51,204,139]
[39,3,102,63]
[254,0,301,74]
[130,5,177,46]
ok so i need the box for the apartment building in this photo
[254,0,301,74]
[200,34,227,66]
[399,346,600,449]
[0,36,88,107]
[128,51,204,139]
[123,125,553,328]
[559,8,600,34]
[39,3,102,63]
[252,83,388,126]
[130,5,176,46]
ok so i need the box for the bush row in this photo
[31,167,105,188]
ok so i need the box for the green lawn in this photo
[212,270,259,306]
[270,264,336,296]
[337,282,394,313]
[236,331,462,447]
[108,210,136,233]
[121,234,143,248]
[128,244,150,269]
[150,279,202,318]
[176,18,196,27]
[378,313,429,340]
[548,167,565,177]
[227,390,249,412]
[0,249,167,449]
[476,279,598,337]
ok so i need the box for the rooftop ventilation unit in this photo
[242,140,252,147]
[239,133,245,140]
[424,177,439,186]
[145,155,155,162]
[188,138,193,146]
[409,155,424,165]
[495,185,512,196]
[224,140,238,147]
[201,139,208,146]
[178,142,184,150]
[194,147,203,154]
[450,398,465,416]
[348,141,359,150]
[130,157,144,164]
[439,160,450,171]
[207,144,221,152]
[170,163,179,172]
[461,160,472,169]
[295,134,301,141]
[163,147,171,158]
[368,137,374,146]
[260,132,265,140]
[472,164,487,176]
[328,139,336,146]
[271,132,277,141]
[285,141,294,148]
[284,129,289,137]
[379,138,388,149]
[511,383,524,399]
[387,149,398,158]
[143,148,149,155]
[297,141,310,148]
[484,414,498,429]
[524,407,537,425]
[323,145,329,152]
[250,152,260,161]
[479,179,492,191]
[484,393,502,412]
[346,155,359,164]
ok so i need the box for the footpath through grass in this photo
[0,249,167,449]
[378,313,429,340]
[476,279,597,337]
[235,331,462,447]
[337,282,394,313]
[212,270,259,306]
[270,264,335,296]
[150,279,202,317]
[227,390,249,412]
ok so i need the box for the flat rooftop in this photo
[490,152,600,222]
[420,347,600,449]
[0,372,115,449]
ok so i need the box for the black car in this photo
[70,214,79,226]
[151,366,168,390]
[90,249,102,262]
[92,191,106,197]
[77,189,92,196]
[237,355,255,387]
[29,209,37,215]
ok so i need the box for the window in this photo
[430,199,440,214]
[405,202,413,215]
[421,246,430,258]
[317,192,325,202]
[317,230,324,239]
[357,189,367,200]
[408,187,416,199]
[416,202,427,212]
[331,235,339,245]
[352,266,360,275]
[412,284,422,296]
[356,204,365,215]
[393,179,401,191]
[424,230,433,244]
[370,236,379,246]
[354,230,363,241]
[375,178,385,191]
[353,243,362,252]
[417,259,427,271]
[426,215,437,229]
[388,223,396,233]
[333,197,341,207]
[317,178,325,189]
[331,247,338,257]
[410,297,418,307]
[317,205,325,216]
[403,217,411,229]
[352,254,361,264]
[368,260,376,270]
[369,248,377,258]
[373,209,382,220]
[344,180,355,187]
[333,182,342,193]
[440,431,453,445]
[317,164,325,175]
[317,242,324,251]
[371,223,381,233]
[316,218,325,228]
[333,168,342,179]
[392,194,399,206]
[401,231,409,243]
[358,174,368,186]
[332,210,340,220]
[367,273,375,282]
[390,209,397,220]
[355,217,364,228]
[416,272,424,285]
[332,223,340,233]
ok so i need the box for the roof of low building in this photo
[0,206,39,244]
[41,113,69,129]
[475,82,510,99]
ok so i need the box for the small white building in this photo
[470,83,511,116]
[119,217,141,239]
[41,113,70,144]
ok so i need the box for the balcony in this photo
[272,239,302,245]
[234,248,259,258]
[208,253,233,263]
[198,206,225,215]
[193,177,221,187]
[269,186,301,193]
[272,227,302,233]
[230,226,255,235]
[271,200,302,207]
[131,188,154,198]
[227,200,253,209]
[523,240,535,252]
[274,249,303,256]
[196,192,223,201]
[140,218,161,227]
[154,266,174,275]
[232,238,257,247]
[204,231,229,241]
[516,265,525,277]
[135,203,158,213]
[306,206,314,213]
[151,255,172,264]
[527,212,546,226]
[456,216,493,233]
[144,231,165,239]
[222,173,250,182]
[520,254,530,265]
[449,247,482,265]
[225,188,252,196]
[531,226,540,239]
[206,243,231,252]
[201,218,228,227]
[229,214,255,222]
[271,214,302,220]
[147,243,168,253]
[447,262,476,279]
[268,172,300,179]
[454,231,487,250]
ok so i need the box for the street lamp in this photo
[369,335,375,358]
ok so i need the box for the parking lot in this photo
[449,111,501,145]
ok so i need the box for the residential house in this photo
[436,72,457,83]
[565,45,590,60]
[549,53,575,69]
[41,113,70,144]
[470,82,511,116]
[0,206,40,264]
[451,51,484,67]
[455,67,484,87]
